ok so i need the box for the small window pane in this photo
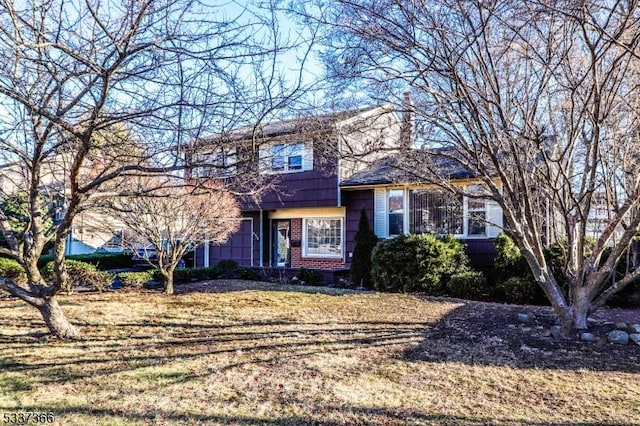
[288,155,302,170]
[468,211,486,235]
[468,199,485,210]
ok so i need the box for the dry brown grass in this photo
[0,280,639,425]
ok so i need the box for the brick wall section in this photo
[290,218,347,270]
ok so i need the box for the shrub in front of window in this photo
[498,276,543,305]
[371,234,469,294]
[41,260,112,293]
[495,232,601,305]
[350,208,378,288]
[494,232,532,283]
[296,267,324,286]
[167,267,221,283]
[215,259,239,277]
[447,271,491,300]
[235,267,260,281]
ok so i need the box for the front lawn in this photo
[0,280,638,425]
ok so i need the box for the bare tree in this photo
[102,181,240,295]
[300,0,640,332]
[0,0,313,338]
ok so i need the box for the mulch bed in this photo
[406,298,639,372]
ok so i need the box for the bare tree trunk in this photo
[38,297,78,339]
[1,278,78,338]
[571,286,591,331]
[159,268,175,295]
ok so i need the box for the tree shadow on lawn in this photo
[402,300,640,373]
[0,319,428,385]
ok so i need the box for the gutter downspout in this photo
[259,209,264,267]
[203,238,210,268]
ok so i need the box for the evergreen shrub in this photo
[371,233,469,294]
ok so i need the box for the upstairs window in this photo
[191,148,236,178]
[263,142,310,173]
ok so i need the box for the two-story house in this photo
[188,103,402,271]
[189,99,504,276]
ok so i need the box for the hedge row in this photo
[37,252,134,270]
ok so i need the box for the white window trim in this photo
[387,188,405,237]
[302,217,344,259]
[377,186,500,239]
[260,141,313,175]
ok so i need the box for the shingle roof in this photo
[340,150,474,187]
[190,104,391,149]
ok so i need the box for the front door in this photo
[272,220,291,267]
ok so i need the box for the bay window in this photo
[409,189,463,235]
[304,218,343,257]
[375,186,499,239]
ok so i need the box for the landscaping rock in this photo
[608,330,629,345]
[615,322,628,330]
[630,334,640,346]
[516,312,534,323]
[580,332,596,342]
[550,325,564,340]
[627,324,640,334]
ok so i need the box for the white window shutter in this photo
[258,144,268,173]
[303,142,314,171]
[374,188,387,238]
[486,200,503,238]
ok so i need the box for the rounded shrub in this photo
[499,277,542,305]
[215,259,239,277]
[494,232,531,282]
[0,258,27,285]
[41,259,112,293]
[170,267,221,283]
[235,267,260,281]
[116,270,155,288]
[371,234,469,294]
[447,271,490,300]
[296,268,324,286]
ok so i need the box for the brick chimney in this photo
[400,91,415,150]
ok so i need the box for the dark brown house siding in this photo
[195,212,261,268]
[252,169,339,210]
[342,189,374,265]
[464,239,497,269]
